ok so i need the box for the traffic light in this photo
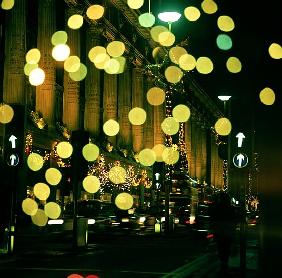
[153,162,165,190]
[3,104,25,167]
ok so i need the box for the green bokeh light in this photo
[216,34,232,50]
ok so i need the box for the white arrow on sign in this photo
[236,153,245,167]
[10,154,17,166]
[236,132,245,147]
[9,135,17,149]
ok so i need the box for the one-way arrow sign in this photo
[233,153,248,168]
[236,132,245,148]
[9,134,17,148]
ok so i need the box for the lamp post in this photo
[158,11,181,31]
[218,95,231,191]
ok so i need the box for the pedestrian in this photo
[209,191,238,275]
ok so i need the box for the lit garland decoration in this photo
[29,110,47,129]
[25,133,33,155]
[223,159,228,191]
[178,122,189,173]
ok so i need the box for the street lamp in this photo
[158,11,181,31]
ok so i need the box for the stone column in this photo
[117,66,132,148]
[84,26,101,137]
[200,126,207,182]
[3,0,26,104]
[190,118,197,179]
[63,7,81,131]
[153,104,165,146]
[103,74,118,146]
[185,119,192,176]
[36,0,56,127]
[195,122,202,181]
[211,135,217,187]
[131,68,144,153]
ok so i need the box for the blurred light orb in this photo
[64,56,81,72]
[217,15,235,32]
[161,117,180,135]
[113,56,127,74]
[216,34,233,50]
[184,6,201,21]
[150,25,168,43]
[127,0,144,9]
[106,41,125,58]
[56,141,73,159]
[45,168,62,186]
[152,144,166,162]
[88,46,107,63]
[103,119,120,136]
[82,143,99,162]
[0,103,14,124]
[24,63,38,76]
[201,0,218,14]
[138,13,155,27]
[128,107,147,125]
[52,44,70,62]
[29,68,45,86]
[109,166,126,184]
[34,182,50,201]
[196,56,213,74]
[104,58,120,74]
[172,104,191,122]
[69,63,87,81]
[26,48,41,64]
[268,43,282,59]
[83,175,100,193]
[67,14,83,29]
[259,87,275,105]
[165,66,183,83]
[179,54,196,71]
[31,209,48,227]
[214,117,232,136]
[27,152,44,171]
[162,147,179,165]
[138,148,156,166]
[226,56,242,73]
[94,53,111,69]
[51,30,68,46]
[22,198,38,216]
[86,5,105,20]
[44,202,61,219]
[1,0,14,10]
[158,31,175,47]
[169,46,187,64]
[115,192,134,210]
[158,12,181,23]
[147,87,165,106]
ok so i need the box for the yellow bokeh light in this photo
[138,12,155,28]
[165,66,183,83]
[172,104,191,122]
[179,54,196,71]
[26,48,41,64]
[196,56,213,74]
[34,182,50,201]
[138,148,156,166]
[150,25,169,43]
[27,152,44,171]
[152,144,166,162]
[128,107,147,125]
[152,46,162,60]
[51,30,68,46]
[147,87,165,106]
[217,15,235,32]
[67,14,83,30]
[24,63,38,76]
[268,43,282,59]
[214,117,232,136]
[109,166,126,184]
[184,6,201,21]
[64,56,81,73]
[29,68,45,86]
[113,56,126,74]
[106,41,125,58]
[88,46,107,63]
[0,103,14,124]
[56,141,73,159]
[52,44,70,62]
[161,117,180,135]
[162,147,179,165]
[103,119,120,136]
[82,143,99,162]
[82,175,100,193]
[1,0,14,10]
[127,0,144,9]
[104,58,121,74]
[44,202,61,219]
[115,192,133,210]
[45,168,62,186]
[22,198,38,216]
[259,87,275,105]
[86,5,105,20]
[94,53,111,69]
[226,56,242,73]
[201,0,218,14]
[69,63,87,81]
[31,209,48,227]
[158,31,175,47]
[169,46,188,64]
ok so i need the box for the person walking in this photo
[209,191,238,275]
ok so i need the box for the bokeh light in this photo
[115,192,133,210]
[165,66,183,83]
[83,175,100,193]
[128,107,147,125]
[179,54,196,71]
[127,0,144,9]
[88,46,107,63]
[161,117,180,135]
[146,87,165,106]
[162,147,179,165]
[1,0,14,10]
[138,13,155,27]
[34,182,50,201]
[29,68,45,86]
[104,58,121,74]
[103,119,120,136]
[201,0,218,14]
[259,87,275,105]
[226,56,242,73]
[31,209,48,227]
[216,34,233,50]
[196,56,213,74]
[26,48,41,64]
[67,14,83,30]
[27,152,44,171]
[45,168,62,186]
[152,144,166,162]
[44,202,61,219]
[0,103,14,124]
[24,63,38,76]
[82,143,99,162]
[268,43,282,59]
[52,44,70,61]
[138,148,156,166]
[184,6,201,21]
[158,31,175,47]
[169,46,187,64]
[217,15,235,32]
[64,56,81,73]
[86,5,105,20]
[51,30,68,46]
[109,166,126,184]
[214,117,232,135]
[69,63,87,81]
[172,104,191,122]
[150,25,168,43]
[22,198,38,216]
[56,141,73,159]
[106,41,125,58]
